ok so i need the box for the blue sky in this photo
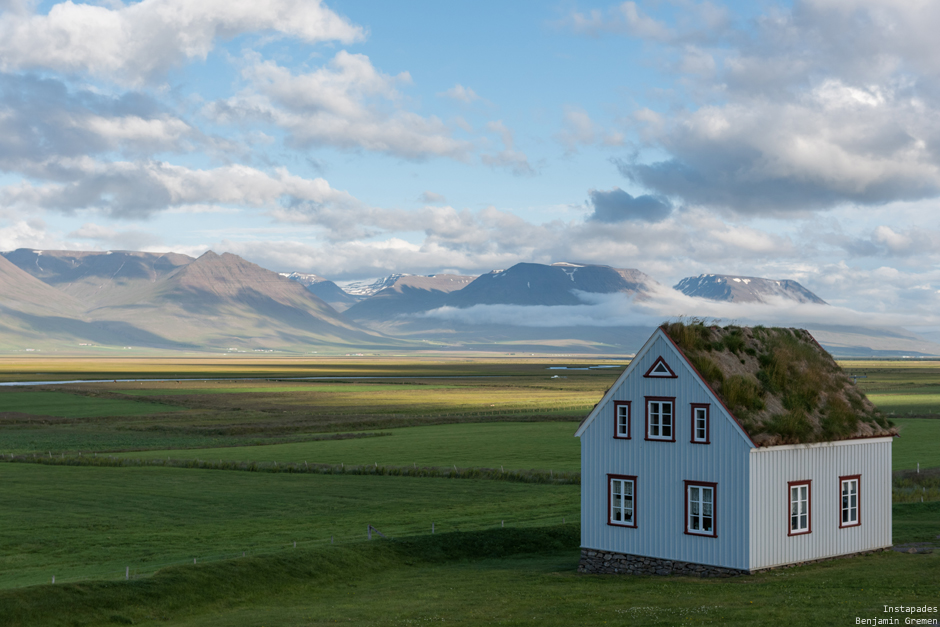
[1,0,939,330]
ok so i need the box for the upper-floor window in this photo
[644,356,677,378]
[645,397,675,441]
[614,401,631,439]
[840,475,860,528]
[788,480,812,535]
[691,404,710,444]
[685,481,716,537]
[609,475,636,527]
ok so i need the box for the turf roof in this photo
[661,321,896,446]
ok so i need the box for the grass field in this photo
[0,372,609,455]
[0,357,938,626]
[0,521,937,627]
[0,463,579,591]
[117,421,583,471]
[0,390,177,418]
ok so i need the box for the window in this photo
[788,480,812,535]
[840,475,860,528]
[613,401,631,439]
[644,356,677,378]
[645,397,675,441]
[608,475,636,527]
[684,481,717,537]
[690,404,710,444]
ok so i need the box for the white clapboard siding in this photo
[748,437,893,571]
[579,330,753,571]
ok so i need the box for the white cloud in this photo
[575,1,940,215]
[566,2,673,41]
[419,191,447,204]
[419,283,940,330]
[482,121,535,176]
[0,0,364,85]
[206,52,473,160]
[0,160,359,218]
[66,221,162,249]
[439,84,480,103]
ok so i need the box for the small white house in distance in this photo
[575,323,896,576]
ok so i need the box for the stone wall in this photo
[578,546,893,578]
[578,548,747,578]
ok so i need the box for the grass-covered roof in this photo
[661,321,896,446]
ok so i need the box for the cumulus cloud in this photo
[0,0,364,85]
[588,187,672,223]
[0,161,359,219]
[0,73,200,171]
[206,52,472,160]
[580,1,940,215]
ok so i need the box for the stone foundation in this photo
[578,549,747,578]
[579,546,894,578]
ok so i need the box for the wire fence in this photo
[2,508,580,591]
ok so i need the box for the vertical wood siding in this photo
[580,333,752,571]
[748,438,893,571]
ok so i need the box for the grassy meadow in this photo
[0,356,938,626]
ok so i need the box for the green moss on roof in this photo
[661,321,895,446]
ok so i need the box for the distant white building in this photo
[576,324,894,576]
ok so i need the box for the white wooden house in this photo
[575,324,894,576]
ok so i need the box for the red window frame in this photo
[613,401,631,439]
[839,474,861,529]
[683,480,717,538]
[644,396,676,442]
[788,480,812,536]
[690,403,710,444]
[607,474,637,528]
[643,356,677,378]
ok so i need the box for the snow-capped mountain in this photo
[674,274,827,305]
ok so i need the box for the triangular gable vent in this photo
[644,356,677,378]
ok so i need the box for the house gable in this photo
[575,327,754,448]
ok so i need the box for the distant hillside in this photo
[3,249,194,308]
[674,274,827,305]
[0,250,400,352]
[0,254,183,350]
[344,274,476,320]
[281,272,360,312]
[343,262,659,353]
[445,262,655,308]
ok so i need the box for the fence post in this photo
[432,522,435,534]
[52,575,55,584]
[501,520,504,528]
[125,566,129,580]
[368,525,372,540]
[331,535,334,544]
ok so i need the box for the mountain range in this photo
[0,250,392,352]
[2,248,938,356]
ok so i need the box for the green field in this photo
[0,390,177,418]
[0,520,937,627]
[0,357,939,626]
[117,421,583,472]
[0,463,578,591]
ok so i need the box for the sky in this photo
[0,0,939,330]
